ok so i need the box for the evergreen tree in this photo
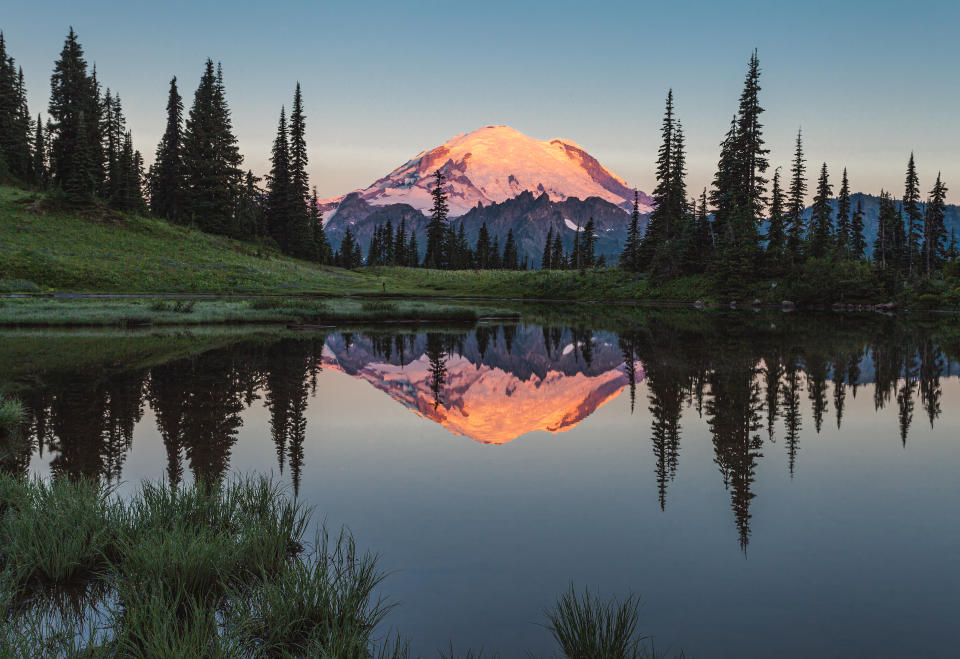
[424,169,449,268]
[850,195,867,259]
[395,217,407,267]
[352,236,362,268]
[454,221,470,268]
[893,202,908,273]
[266,106,297,252]
[620,190,642,271]
[48,28,99,202]
[0,35,32,181]
[807,163,833,259]
[579,217,596,269]
[765,168,786,266]
[946,229,959,263]
[181,59,243,235]
[640,90,676,267]
[288,83,309,211]
[692,188,713,268]
[235,170,265,239]
[86,65,105,191]
[785,129,807,257]
[407,231,419,267]
[903,153,923,276]
[338,227,358,269]
[385,220,396,264]
[551,230,564,269]
[709,115,740,245]
[835,167,852,256]
[0,33,20,177]
[669,121,689,225]
[32,114,47,184]
[113,130,144,211]
[735,50,769,226]
[873,190,895,269]
[490,235,501,269]
[149,77,184,222]
[286,82,312,258]
[443,222,458,269]
[502,229,519,270]
[542,225,554,269]
[475,221,492,269]
[924,173,948,275]
[104,92,129,204]
[367,228,381,266]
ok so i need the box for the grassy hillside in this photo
[0,185,705,301]
[4,185,958,309]
[0,186,381,294]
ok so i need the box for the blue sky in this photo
[4,0,958,200]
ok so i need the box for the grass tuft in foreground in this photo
[544,586,685,659]
[0,475,402,657]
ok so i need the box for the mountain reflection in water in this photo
[4,313,959,553]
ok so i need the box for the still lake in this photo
[3,309,959,657]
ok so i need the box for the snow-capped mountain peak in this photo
[331,125,652,217]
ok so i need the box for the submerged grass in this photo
[0,474,681,657]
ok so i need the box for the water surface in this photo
[3,311,959,657]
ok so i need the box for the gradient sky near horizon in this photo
[4,0,958,201]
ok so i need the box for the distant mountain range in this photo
[321,126,959,265]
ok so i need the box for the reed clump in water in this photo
[0,475,403,657]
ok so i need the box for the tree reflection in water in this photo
[4,312,959,550]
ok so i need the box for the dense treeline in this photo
[1,29,146,209]
[0,28,331,264]
[362,170,606,271]
[621,50,956,299]
[2,29,956,285]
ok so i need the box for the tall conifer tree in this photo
[266,106,298,252]
[0,36,32,180]
[850,196,867,260]
[835,167,851,256]
[424,169,449,268]
[785,129,807,257]
[32,114,46,183]
[182,59,243,234]
[807,163,833,258]
[641,90,676,267]
[621,190,643,271]
[149,77,184,221]
[542,226,554,269]
[924,173,948,275]
[48,28,99,202]
[288,84,309,204]
[765,168,786,266]
[903,153,923,276]
[734,49,769,226]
